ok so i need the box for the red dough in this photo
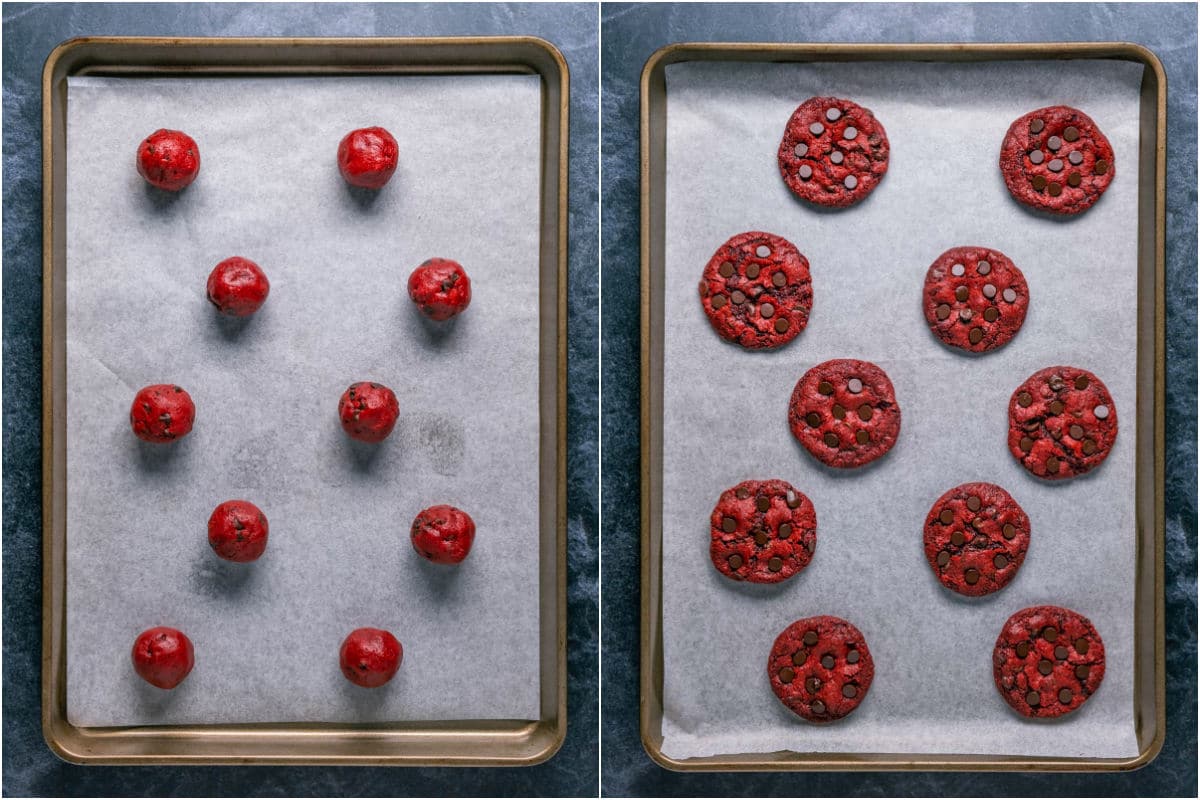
[1008,366,1117,480]
[207,257,270,317]
[131,627,195,689]
[698,231,813,349]
[923,482,1030,596]
[778,96,889,208]
[922,246,1029,353]
[993,605,1106,718]
[999,105,1114,215]
[338,382,399,443]
[768,616,874,723]
[408,258,472,321]
[788,359,901,469]
[130,384,195,444]
[709,479,817,584]
[411,504,476,565]
[207,500,269,563]
[340,627,403,688]
[136,129,200,192]
[337,127,399,189]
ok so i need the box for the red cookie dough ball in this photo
[411,504,476,564]
[206,257,270,317]
[788,359,901,469]
[709,479,817,584]
[207,500,269,563]
[136,129,200,192]
[922,246,1029,353]
[999,105,1114,215]
[338,382,399,443]
[130,384,195,444]
[1008,366,1117,480]
[768,615,874,723]
[339,627,403,688]
[131,627,195,689]
[778,96,889,208]
[337,126,399,189]
[407,258,472,321]
[993,605,1105,718]
[923,482,1030,597]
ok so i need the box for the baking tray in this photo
[639,43,1165,772]
[42,36,568,766]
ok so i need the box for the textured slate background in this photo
[600,2,1196,796]
[2,3,598,796]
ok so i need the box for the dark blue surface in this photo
[600,3,1197,796]
[2,3,598,796]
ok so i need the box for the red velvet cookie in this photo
[922,246,1029,353]
[993,605,1105,718]
[709,479,817,584]
[130,384,195,444]
[411,504,476,565]
[207,257,270,317]
[408,258,472,321]
[337,126,399,189]
[768,616,874,723]
[131,627,194,689]
[999,106,1114,215]
[208,500,269,563]
[778,97,889,208]
[698,231,812,349]
[1008,367,1117,480]
[338,382,399,443]
[788,359,901,469]
[923,482,1030,596]
[136,129,200,192]
[340,627,403,688]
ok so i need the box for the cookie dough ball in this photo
[408,258,472,321]
[131,627,195,689]
[207,500,269,563]
[207,257,270,317]
[339,627,403,688]
[337,126,399,189]
[411,504,476,564]
[338,382,399,443]
[136,129,200,192]
[130,384,195,444]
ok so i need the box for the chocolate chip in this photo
[969,327,984,344]
[1046,456,1060,473]
[731,290,746,304]
[937,550,950,566]
[811,700,826,714]
[847,378,863,393]
[1059,688,1075,704]
[1074,638,1089,655]
[721,516,737,533]
[1067,172,1081,187]
[807,677,821,693]
[754,530,769,546]
[755,245,771,258]
[1064,126,1080,142]
[1030,118,1045,133]
[855,430,869,445]
[774,318,790,333]
[830,151,844,165]
[843,175,858,190]
[1047,158,1064,173]
[982,283,997,299]
[1047,181,1062,197]
[846,649,860,664]
[1055,645,1068,660]
[805,412,821,427]
[1029,149,1045,165]
[1038,659,1053,675]
[1017,392,1033,407]
[818,381,834,395]
[965,496,980,512]
[832,404,846,420]
[951,531,965,546]
[1094,404,1110,420]
[746,263,761,279]
[809,122,825,136]
[718,261,734,277]
[823,432,838,448]
[1075,664,1090,679]
[821,654,835,669]
[960,308,974,322]
[1069,424,1084,439]
[1016,641,1031,658]
[993,554,1009,569]
[803,631,819,646]
[1049,400,1065,415]
[794,143,809,157]
[1042,626,1058,642]
[727,554,743,569]
[1074,375,1090,390]
[760,302,775,319]
[793,649,808,665]
[1047,135,1062,151]
[826,108,842,122]
[711,294,727,309]
[936,304,951,320]
[1031,174,1048,190]
[1003,288,1018,303]
[1026,691,1040,707]
[939,509,954,524]
[977,261,991,275]
[779,667,795,683]
[737,487,750,499]
[965,568,980,584]
[955,286,969,302]
[951,263,965,276]
[798,165,813,180]
[1049,376,1065,391]
[773,271,787,287]
[842,684,858,698]
[1081,439,1097,455]
[1068,150,1084,165]
[1094,159,1109,176]
[752,497,768,513]
[857,404,872,422]
[984,307,1000,322]
[779,522,793,539]
[1003,523,1017,539]
[768,556,783,572]
[787,490,800,508]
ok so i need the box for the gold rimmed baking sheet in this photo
[640,42,1164,771]
[43,36,568,766]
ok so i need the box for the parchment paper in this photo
[661,60,1142,760]
[66,75,543,726]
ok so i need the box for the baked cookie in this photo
[709,479,817,584]
[922,246,1029,353]
[131,627,194,689]
[340,627,403,688]
[338,382,399,443]
[993,605,1105,718]
[1008,367,1117,480]
[130,384,195,444]
[207,257,270,317]
[768,615,874,723]
[698,231,812,349]
[411,504,476,564]
[778,96,889,208]
[136,129,200,192]
[923,482,1030,596]
[788,359,901,469]
[408,258,472,321]
[337,126,399,189]
[999,105,1114,215]
[208,500,269,563]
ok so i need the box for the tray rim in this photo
[639,40,1166,773]
[41,35,569,767]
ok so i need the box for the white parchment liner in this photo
[65,75,542,726]
[661,60,1142,760]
